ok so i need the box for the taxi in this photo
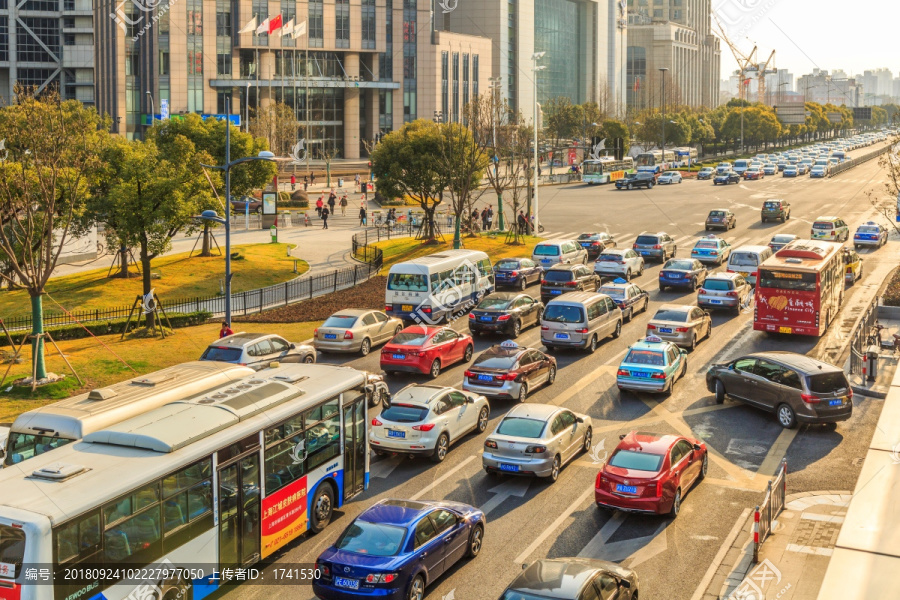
[616,335,688,395]
[853,221,888,249]
[810,216,850,242]
[598,279,650,322]
[690,235,732,266]
[843,248,863,283]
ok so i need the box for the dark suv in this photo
[706,351,852,428]
[540,264,600,303]
[615,172,656,190]
[761,199,791,223]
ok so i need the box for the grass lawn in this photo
[374,233,545,274]
[0,244,307,320]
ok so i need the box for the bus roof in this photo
[764,239,842,271]
[387,249,490,272]
[0,363,367,526]
[9,361,254,440]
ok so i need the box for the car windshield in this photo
[496,417,546,438]
[807,372,850,394]
[200,346,243,362]
[473,353,518,369]
[543,270,575,282]
[387,273,429,292]
[533,244,560,256]
[323,315,359,328]
[763,202,782,210]
[729,253,759,267]
[391,332,430,346]
[495,260,521,270]
[812,222,834,230]
[664,171,679,176]
[380,404,429,423]
[477,297,513,310]
[694,241,718,249]
[664,260,694,271]
[857,226,879,234]
[653,309,689,322]
[709,211,726,217]
[335,520,407,557]
[702,279,733,291]
[577,234,599,241]
[772,235,795,243]
[635,235,660,245]
[598,253,622,262]
[625,349,665,366]
[542,305,585,323]
[609,450,664,472]
[599,287,626,299]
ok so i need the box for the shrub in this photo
[0,312,212,347]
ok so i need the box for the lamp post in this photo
[146,91,155,129]
[532,52,546,234]
[199,96,276,325]
[489,76,504,231]
[659,68,668,167]
[245,82,251,133]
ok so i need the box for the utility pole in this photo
[532,52,545,235]
[489,76,504,231]
[660,68,668,164]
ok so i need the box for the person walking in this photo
[517,210,528,234]
[290,174,296,191]
[481,207,489,231]
[310,172,316,185]
[328,194,336,216]
[329,188,336,205]
[303,175,309,191]
[355,173,361,187]
[339,194,348,216]
[315,196,324,217]
[487,206,494,230]
[321,206,330,229]
[359,205,367,227]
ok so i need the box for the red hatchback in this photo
[380,325,475,378]
[595,431,707,517]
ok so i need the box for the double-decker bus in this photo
[754,240,844,336]
[634,150,677,174]
[581,158,635,184]
[0,363,371,600]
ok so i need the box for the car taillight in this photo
[541,325,549,330]
[344,331,353,340]
[510,270,519,277]
[372,418,383,426]
[464,370,474,377]
[651,372,666,379]
[633,244,638,249]
[575,328,588,334]
[412,423,435,431]
[314,328,319,336]
[485,439,498,449]
[316,563,330,577]
[592,242,601,246]
[675,327,689,332]
[497,314,511,321]
[847,388,853,400]
[750,272,758,278]
[710,251,718,256]
[617,369,630,376]
[655,480,663,497]
[565,281,579,287]
[366,573,399,584]
[497,373,518,381]
[595,472,604,488]
[239,362,248,366]
[408,350,420,357]
[525,445,547,453]
[421,306,432,314]
[726,291,738,297]
[801,393,821,404]
[541,279,549,285]
[647,324,657,330]
[653,244,661,249]
[385,304,393,311]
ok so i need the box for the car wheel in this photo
[777,403,797,429]
[536,308,544,325]
[429,359,441,379]
[639,262,645,276]
[517,383,528,403]
[394,325,403,336]
[547,365,557,385]
[407,575,425,600]
[625,307,633,323]
[612,321,622,339]
[855,244,860,250]
[669,488,682,518]
[519,277,528,291]
[582,427,593,454]
[689,335,696,351]
[548,455,561,483]
[648,182,654,188]
[432,433,450,463]
[627,183,634,190]
[699,454,709,480]
[511,320,522,338]
[309,484,334,534]
[588,335,599,353]
[761,217,766,223]
[304,354,315,364]
[705,226,710,231]
[465,524,484,558]
[360,338,371,356]
[781,215,786,223]
[476,406,489,433]
[641,298,649,314]
[625,268,632,281]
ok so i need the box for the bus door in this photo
[342,392,367,501]
[217,435,261,570]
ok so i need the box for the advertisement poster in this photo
[262,192,277,215]
[261,476,308,558]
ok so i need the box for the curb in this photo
[850,383,888,399]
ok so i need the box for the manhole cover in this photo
[725,438,769,456]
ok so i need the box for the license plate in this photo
[542,259,552,263]
[499,464,520,472]
[581,243,591,247]
[709,299,722,304]
[392,353,406,360]
[779,327,792,334]
[632,372,650,378]
[480,316,492,322]
[550,289,562,295]
[387,430,406,438]
[616,484,638,494]
[640,251,650,255]
[554,333,569,339]
[334,577,359,590]
[711,219,720,222]
[658,328,672,333]
[402,304,413,312]
[829,399,843,406]
[477,374,493,382]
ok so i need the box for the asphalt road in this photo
[217,152,894,600]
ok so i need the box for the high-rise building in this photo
[624,0,720,111]
[796,69,860,106]
[0,0,95,106]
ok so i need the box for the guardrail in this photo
[753,458,787,563]
[849,295,881,376]
[828,144,892,177]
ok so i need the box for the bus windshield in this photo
[758,269,817,292]
[5,433,73,465]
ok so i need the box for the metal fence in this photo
[829,144,893,177]
[753,458,787,563]
[849,295,882,375]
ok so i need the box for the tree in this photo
[438,116,489,248]
[248,102,299,157]
[0,87,110,381]
[469,93,517,235]
[370,120,447,243]
[92,134,218,328]
[599,119,630,156]
[543,97,579,148]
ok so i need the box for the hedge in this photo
[0,311,212,346]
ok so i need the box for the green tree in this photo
[543,97,580,147]
[437,121,489,248]
[0,87,110,381]
[599,119,630,156]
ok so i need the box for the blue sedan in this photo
[713,172,740,185]
[314,499,485,600]
[659,258,707,292]
[494,257,543,290]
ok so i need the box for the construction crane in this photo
[712,13,757,102]
[757,49,777,104]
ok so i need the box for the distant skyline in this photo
[715,0,897,81]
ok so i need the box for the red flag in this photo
[743,78,751,86]
[269,14,283,34]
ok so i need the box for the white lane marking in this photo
[409,455,477,501]
[513,486,594,564]
[479,479,532,516]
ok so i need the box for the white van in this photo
[726,245,774,286]
[732,159,751,175]
[385,249,494,323]
[531,240,588,268]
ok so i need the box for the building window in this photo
[187,0,204,112]
[452,52,459,123]
[63,33,75,46]
[0,17,8,62]
[63,0,73,9]
[216,10,231,36]
[336,0,350,48]
[473,54,479,97]
[362,0,376,49]
[252,0,268,46]
[159,51,170,76]
[17,18,60,63]
[22,0,58,10]
[309,0,324,48]
[217,53,231,75]
[653,9,662,18]
[281,0,296,48]
[379,0,393,80]
[402,0,417,121]
[462,53,469,117]
[626,46,647,109]
[441,51,449,124]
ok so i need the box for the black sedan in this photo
[493,257,543,290]
[713,172,741,185]
[615,172,656,190]
[540,264,600,303]
[500,558,639,600]
[468,292,544,337]
[577,232,617,260]
[658,258,708,292]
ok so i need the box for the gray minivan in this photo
[705,351,852,428]
[532,240,588,268]
[541,292,623,352]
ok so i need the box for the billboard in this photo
[827,112,843,124]
[853,107,872,120]
[774,105,808,125]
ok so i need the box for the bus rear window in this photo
[758,270,817,292]
[0,524,26,578]
[387,273,429,292]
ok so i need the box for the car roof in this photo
[637,231,667,237]
[629,338,677,352]
[536,240,572,247]
[599,282,630,290]
[744,352,843,374]
[617,431,682,454]
[389,384,451,405]
[546,291,606,305]
[330,309,372,317]
[814,216,840,221]
[705,272,741,281]
[357,499,438,526]
[399,325,444,334]
[546,263,581,272]
[481,291,522,301]
[599,248,628,255]
[655,303,692,313]
[478,344,530,359]
[506,403,561,421]
[215,332,275,347]
[507,558,627,599]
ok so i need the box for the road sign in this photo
[160,99,169,120]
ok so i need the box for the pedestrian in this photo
[321,206,330,229]
[446,210,453,229]
[328,194,336,215]
[290,174,296,191]
[517,210,528,234]
[219,321,234,339]
[359,205,367,226]
[340,194,348,216]
[303,175,309,191]
[310,172,316,185]
[481,207,489,231]
[355,173,361,186]
[487,206,494,230]
[315,196,324,217]
[329,188,336,205]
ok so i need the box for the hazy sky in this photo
[715,0,897,81]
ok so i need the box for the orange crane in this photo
[712,13,757,102]
[757,50,777,104]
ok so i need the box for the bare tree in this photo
[435,121,489,248]
[248,102,299,157]
[867,134,900,234]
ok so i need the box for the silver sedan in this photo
[313,309,404,355]
[483,403,592,483]
[646,304,712,351]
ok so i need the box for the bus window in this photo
[758,270,817,291]
[5,433,73,465]
[305,398,342,470]
[54,511,100,565]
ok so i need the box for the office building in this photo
[796,69,860,106]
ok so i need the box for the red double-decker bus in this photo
[754,239,844,336]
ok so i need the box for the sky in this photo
[714,0,897,82]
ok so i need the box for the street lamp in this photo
[199,96,277,325]
[532,52,546,234]
[146,91,155,128]
[488,76,504,231]
[659,68,668,167]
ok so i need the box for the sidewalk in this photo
[843,316,900,400]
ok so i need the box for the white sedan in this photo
[594,248,645,280]
[657,171,683,184]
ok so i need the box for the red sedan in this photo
[595,431,707,517]
[380,325,474,378]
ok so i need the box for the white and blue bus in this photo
[581,158,635,184]
[385,249,494,323]
[672,147,698,167]
[0,363,371,600]
[635,150,677,174]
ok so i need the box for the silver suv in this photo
[200,332,316,370]
[633,232,677,263]
[698,273,751,313]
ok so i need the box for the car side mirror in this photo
[466,396,475,404]
[680,349,687,356]
[575,416,584,423]
[290,343,296,349]
[693,443,702,451]
[619,579,631,589]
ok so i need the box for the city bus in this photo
[581,158,635,184]
[672,147,698,167]
[2,361,255,467]
[635,150,677,174]
[753,240,844,336]
[0,363,370,600]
